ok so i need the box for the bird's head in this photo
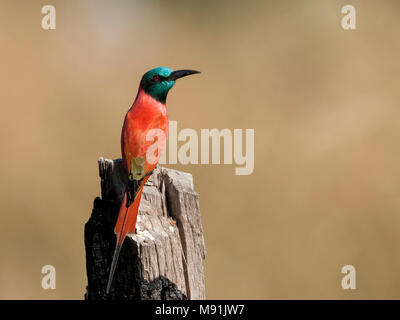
[140,67,200,104]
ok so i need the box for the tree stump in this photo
[84,158,206,300]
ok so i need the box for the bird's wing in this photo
[121,111,168,206]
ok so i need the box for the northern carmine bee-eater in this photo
[106,67,200,294]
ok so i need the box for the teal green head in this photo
[140,67,200,104]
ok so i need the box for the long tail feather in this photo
[106,179,147,294]
[106,192,129,294]
[106,239,123,294]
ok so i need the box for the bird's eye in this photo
[152,75,160,82]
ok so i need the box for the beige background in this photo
[1,0,400,299]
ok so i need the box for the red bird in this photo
[106,67,200,294]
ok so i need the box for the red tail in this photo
[106,184,145,294]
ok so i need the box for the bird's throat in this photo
[141,81,174,104]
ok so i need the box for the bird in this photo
[106,67,200,294]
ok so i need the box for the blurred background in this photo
[1,0,400,299]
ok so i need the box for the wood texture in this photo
[85,157,206,300]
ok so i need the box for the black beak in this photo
[169,69,201,81]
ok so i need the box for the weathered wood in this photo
[84,157,206,300]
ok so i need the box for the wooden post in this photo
[84,158,206,300]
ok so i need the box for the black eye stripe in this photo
[152,75,169,83]
[141,74,169,90]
